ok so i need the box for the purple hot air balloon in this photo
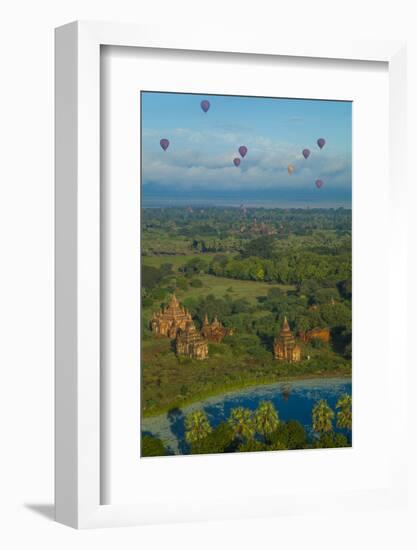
[200,100,210,113]
[160,138,170,151]
[317,138,326,149]
[238,145,248,158]
[302,148,311,159]
[233,158,241,167]
[315,179,324,189]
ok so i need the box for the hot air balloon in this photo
[233,158,241,167]
[238,145,248,158]
[302,148,311,159]
[160,138,169,151]
[317,138,326,149]
[315,179,324,189]
[200,100,210,113]
[288,164,295,174]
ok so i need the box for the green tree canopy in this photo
[336,394,352,431]
[312,399,335,434]
[242,236,275,259]
[228,407,255,441]
[185,411,212,444]
[141,434,168,457]
[190,422,235,455]
[254,401,280,443]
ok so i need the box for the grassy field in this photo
[142,254,294,305]
[177,274,293,304]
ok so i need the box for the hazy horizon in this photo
[141,198,352,210]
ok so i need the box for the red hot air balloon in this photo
[200,100,210,113]
[317,138,326,149]
[238,145,248,158]
[302,148,311,159]
[160,138,169,151]
[315,179,324,189]
[233,158,241,167]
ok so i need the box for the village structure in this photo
[150,295,309,363]
[273,316,302,363]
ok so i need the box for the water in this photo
[141,377,352,454]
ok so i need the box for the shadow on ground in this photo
[24,503,55,521]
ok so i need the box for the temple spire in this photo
[169,293,179,307]
[274,315,301,362]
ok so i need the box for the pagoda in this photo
[201,314,233,343]
[150,294,193,338]
[273,316,301,362]
[176,321,209,360]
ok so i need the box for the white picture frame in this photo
[55,21,407,529]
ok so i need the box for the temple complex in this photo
[299,327,330,344]
[150,294,210,360]
[150,294,193,338]
[176,321,209,360]
[201,314,233,343]
[250,217,276,236]
[274,316,301,362]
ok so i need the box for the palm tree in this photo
[184,410,212,444]
[312,399,334,434]
[336,394,352,431]
[228,407,254,441]
[254,401,280,443]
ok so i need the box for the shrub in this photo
[208,342,229,356]
[247,346,270,360]
[141,434,167,457]
[176,277,189,291]
[237,439,268,453]
[270,420,307,450]
[142,297,154,308]
[313,432,349,449]
[191,422,236,454]
[150,287,168,300]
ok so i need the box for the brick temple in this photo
[150,294,193,338]
[175,321,209,361]
[274,316,301,362]
[201,314,233,343]
[299,327,330,344]
[150,294,209,360]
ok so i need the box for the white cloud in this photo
[142,128,351,192]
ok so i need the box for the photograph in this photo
[140,91,352,457]
[0,0,411,543]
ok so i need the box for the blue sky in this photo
[141,92,352,208]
